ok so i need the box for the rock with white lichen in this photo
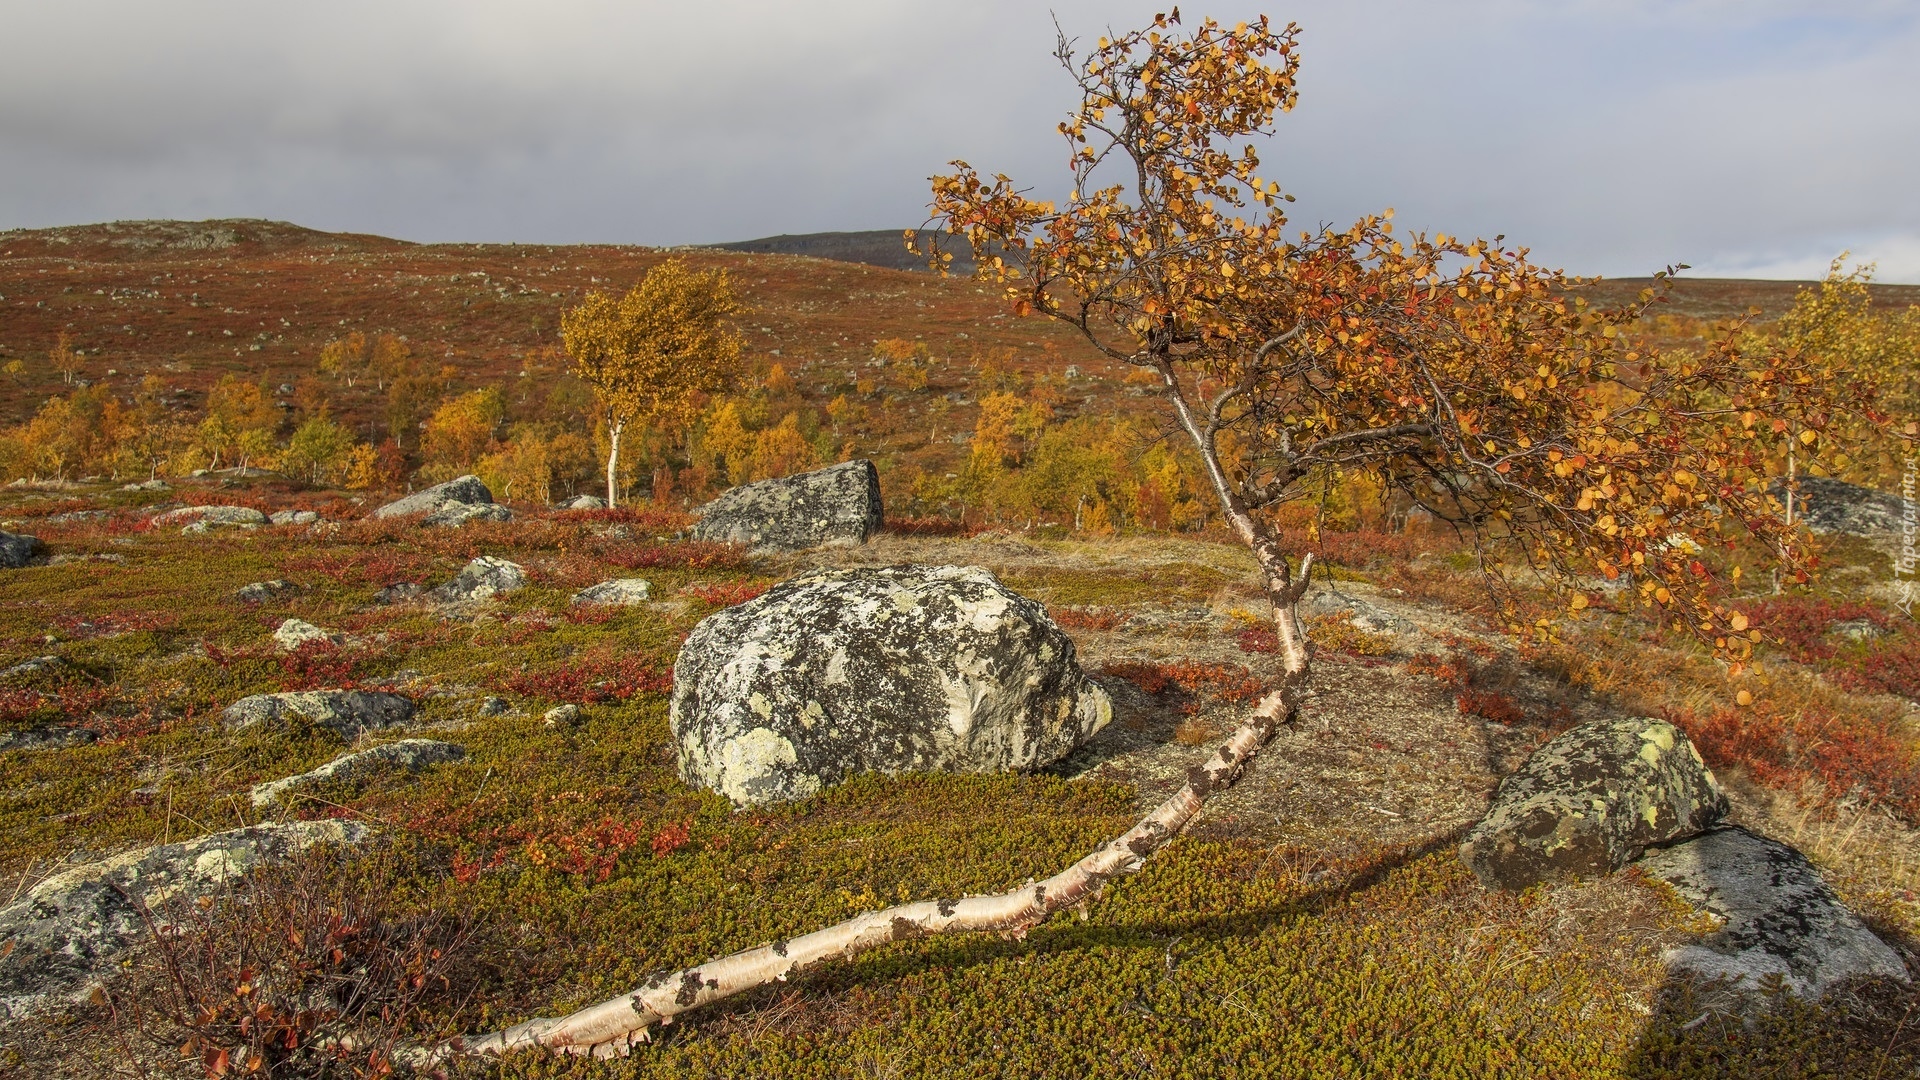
[1459,716,1727,890]
[0,820,367,1019]
[249,739,466,807]
[221,689,415,739]
[690,459,884,552]
[571,578,651,605]
[670,564,1112,806]
[372,475,495,520]
[429,556,526,603]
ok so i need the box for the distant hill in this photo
[706,229,978,273]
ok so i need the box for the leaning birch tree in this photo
[560,258,744,507]
[447,11,1859,1060]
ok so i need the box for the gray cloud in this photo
[2,1,1913,280]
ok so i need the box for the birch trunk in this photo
[605,420,623,509]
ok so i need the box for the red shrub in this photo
[1101,660,1265,705]
[1671,705,1920,820]
[496,650,672,704]
[1053,607,1131,632]
[282,548,440,587]
[649,822,692,858]
[1456,687,1526,726]
[601,541,743,572]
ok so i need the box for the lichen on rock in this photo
[690,459,884,552]
[671,564,1112,806]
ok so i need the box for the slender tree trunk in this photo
[605,419,623,508]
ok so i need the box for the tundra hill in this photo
[4,219,1912,509]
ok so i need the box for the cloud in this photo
[0,1,1913,281]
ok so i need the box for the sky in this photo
[2,1,1916,282]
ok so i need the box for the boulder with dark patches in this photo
[571,578,651,605]
[1459,716,1727,890]
[235,578,299,603]
[1771,476,1905,538]
[220,689,415,739]
[0,529,44,568]
[1637,826,1909,999]
[152,504,268,532]
[268,509,320,526]
[690,459,884,552]
[371,475,495,520]
[423,502,513,527]
[428,556,526,603]
[249,739,466,807]
[671,564,1112,807]
[0,820,367,1019]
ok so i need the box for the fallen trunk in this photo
[445,676,1304,1060]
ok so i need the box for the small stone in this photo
[0,655,65,680]
[249,739,466,807]
[563,494,607,510]
[221,690,415,739]
[571,578,651,605]
[690,459,884,552]
[1459,716,1727,891]
[272,618,338,651]
[1638,826,1909,1000]
[429,556,526,603]
[235,579,299,603]
[152,504,269,531]
[120,478,170,492]
[268,509,320,526]
[543,704,582,728]
[375,581,424,604]
[476,696,512,717]
[0,529,46,568]
[1827,618,1886,643]
[372,475,495,520]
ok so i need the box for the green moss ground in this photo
[2,500,1914,1078]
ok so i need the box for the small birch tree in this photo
[560,258,745,507]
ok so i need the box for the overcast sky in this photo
[3,1,1915,281]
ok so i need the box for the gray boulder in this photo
[1460,716,1727,890]
[564,494,607,510]
[235,578,299,603]
[249,739,466,807]
[423,501,513,527]
[691,459,884,552]
[571,578,651,605]
[1638,826,1909,999]
[372,475,495,520]
[152,504,269,531]
[221,689,415,739]
[272,618,338,651]
[269,509,320,526]
[429,556,526,603]
[671,564,1112,806]
[0,820,366,1019]
[1772,476,1905,538]
[0,530,44,568]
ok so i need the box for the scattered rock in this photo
[1772,476,1906,538]
[0,530,45,568]
[1638,826,1909,999]
[119,478,169,492]
[0,655,66,680]
[475,696,512,717]
[1460,716,1727,891]
[428,556,526,603]
[221,690,416,739]
[375,582,424,604]
[563,494,607,510]
[690,459,884,552]
[671,564,1113,806]
[235,579,299,603]
[0,820,367,1019]
[1827,618,1888,643]
[372,475,495,520]
[249,739,466,808]
[571,578,651,605]
[153,504,269,532]
[422,501,513,527]
[272,618,339,651]
[0,726,97,753]
[268,509,320,526]
[543,704,582,728]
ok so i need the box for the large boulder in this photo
[250,739,466,807]
[0,530,43,568]
[1460,716,1727,890]
[1772,476,1905,538]
[0,820,366,1019]
[1638,826,1909,999]
[429,556,526,603]
[691,459,884,552]
[671,564,1112,806]
[221,689,415,739]
[423,502,513,527]
[372,475,495,520]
